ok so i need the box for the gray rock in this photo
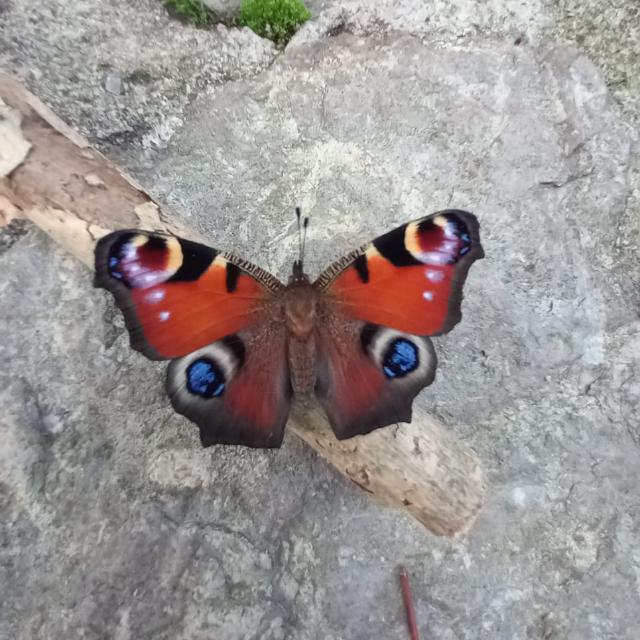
[0,0,277,156]
[1,0,640,639]
[202,0,242,19]
[299,0,551,44]
[103,71,123,96]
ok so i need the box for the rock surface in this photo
[203,0,243,19]
[0,0,276,155]
[1,1,639,639]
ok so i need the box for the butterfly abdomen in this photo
[287,336,317,393]
[283,282,320,393]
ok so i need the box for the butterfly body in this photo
[95,210,484,448]
[281,266,318,393]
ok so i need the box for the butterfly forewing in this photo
[95,230,283,359]
[315,210,483,336]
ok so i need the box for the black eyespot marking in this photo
[382,339,419,379]
[145,236,167,251]
[225,262,240,293]
[352,254,370,283]
[168,238,217,282]
[221,334,246,369]
[373,223,421,267]
[186,358,225,398]
[360,323,378,353]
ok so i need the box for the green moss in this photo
[160,0,311,47]
[237,0,311,47]
[163,0,217,27]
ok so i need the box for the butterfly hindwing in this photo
[167,322,292,448]
[95,230,283,359]
[315,210,483,336]
[315,308,437,439]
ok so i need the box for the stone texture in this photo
[1,0,640,639]
[203,0,243,19]
[0,0,276,157]
[301,0,552,44]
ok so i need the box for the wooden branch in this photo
[0,72,486,537]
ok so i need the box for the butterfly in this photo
[94,209,483,448]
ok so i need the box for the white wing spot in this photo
[146,290,166,303]
[421,251,449,265]
[425,269,444,283]
[159,311,171,322]
[423,291,434,301]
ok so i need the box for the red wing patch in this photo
[95,231,282,359]
[316,210,483,336]
[314,311,437,439]
[315,315,386,439]
[167,325,292,448]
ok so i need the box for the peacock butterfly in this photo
[94,209,483,448]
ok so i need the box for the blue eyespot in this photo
[186,358,225,398]
[382,339,419,379]
[457,229,471,256]
[108,255,124,279]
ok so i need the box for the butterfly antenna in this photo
[301,216,309,268]
[295,206,303,264]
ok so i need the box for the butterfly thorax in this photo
[284,266,319,393]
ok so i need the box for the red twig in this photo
[399,565,421,640]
